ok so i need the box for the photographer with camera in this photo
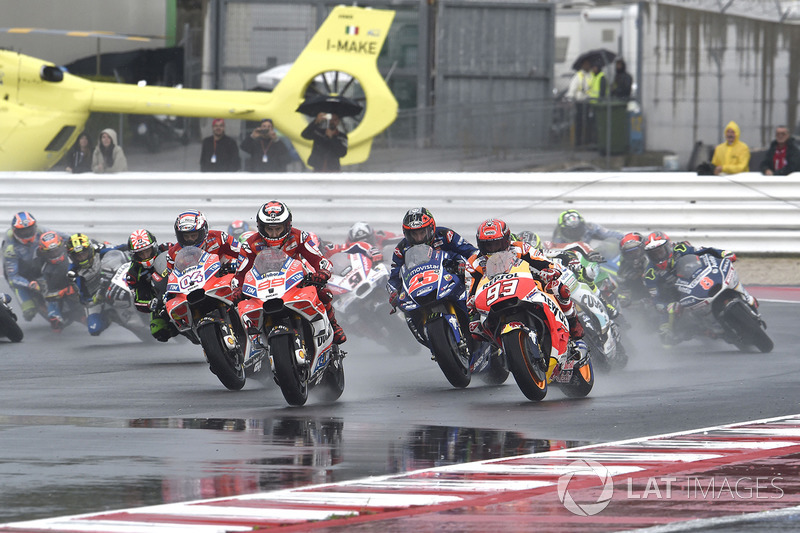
[301,112,348,172]
[240,118,291,173]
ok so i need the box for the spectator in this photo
[760,125,800,176]
[566,59,593,146]
[65,132,92,174]
[610,59,632,100]
[711,121,750,175]
[200,118,240,172]
[301,112,348,172]
[240,118,290,172]
[92,128,128,173]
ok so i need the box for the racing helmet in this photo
[347,221,375,245]
[257,201,292,247]
[619,232,645,261]
[174,210,208,248]
[476,219,511,255]
[227,220,250,241]
[644,231,673,271]
[402,208,436,246]
[516,230,542,250]
[66,233,95,269]
[38,231,67,264]
[127,229,159,269]
[11,211,38,244]
[557,209,586,242]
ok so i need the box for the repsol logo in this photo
[326,39,378,54]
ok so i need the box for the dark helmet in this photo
[128,229,159,268]
[557,209,586,242]
[257,201,293,247]
[38,231,67,264]
[66,233,95,269]
[402,207,436,245]
[11,211,38,244]
[619,232,645,261]
[347,221,375,245]
[174,210,208,248]
[516,230,542,250]
[227,220,250,241]
[644,231,673,271]
[476,219,511,255]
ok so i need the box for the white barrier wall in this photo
[2,172,799,254]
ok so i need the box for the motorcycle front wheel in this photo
[271,334,309,406]
[502,329,548,401]
[198,322,246,391]
[0,305,23,343]
[560,358,595,398]
[725,302,774,353]
[426,317,471,388]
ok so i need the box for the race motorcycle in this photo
[396,244,474,388]
[672,253,773,353]
[327,251,409,351]
[165,247,247,391]
[0,294,23,342]
[86,249,152,342]
[563,270,627,372]
[547,241,621,310]
[472,251,594,401]
[235,248,345,406]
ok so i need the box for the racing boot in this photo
[48,313,64,333]
[21,299,37,322]
[569,339,588,361]
[327,309,347,345]
[546,280,583,339]
[742,290,758,311]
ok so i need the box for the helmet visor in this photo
[133,247,156,264]
[71,247,93,266]
[41,246,66,263]
[180,230,202,246]
[14,225,37,242]
[262,223,286,239]
[406,227,432,245]
[481,238,506,254]
[646,245,670,265]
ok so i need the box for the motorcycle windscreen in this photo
[173,246,205,275]
[485,250,518,277]
[674,254,703,279]
[253,248,290,276]
[404,244,435,269]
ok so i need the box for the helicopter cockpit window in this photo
[45,126,75,152]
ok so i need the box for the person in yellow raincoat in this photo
[712,121,750,175]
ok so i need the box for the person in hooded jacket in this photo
[711,121,750,175]
[92,128,128,173]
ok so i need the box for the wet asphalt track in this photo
[0,294,798,527]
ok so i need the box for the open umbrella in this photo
[571,48,616,70]
[296,94,363,118]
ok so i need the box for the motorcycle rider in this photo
[65,233,128,336]
[515,230,543,250]
[125,229,177,342]
[466,219,585,348]
[324,221,400,263]
[387,208,477,305]
[167,210,241,272]
[616,232,650,307]
[227,220,251,242]
[551,209,624,244]
[234,201,347,344]
[3,212,49,321]
[37,231,81,331]
[642,231,750,346]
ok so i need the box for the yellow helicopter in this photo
[0,5,398,171]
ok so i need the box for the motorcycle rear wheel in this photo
[560,358,595,398]
[427,317,471,388]
[0,305,23,343]
[271,334,309,406]
[502,329,548,401]
[317,354,345,403]
[198,323,245,391]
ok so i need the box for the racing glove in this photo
[538,267,561,286]
[388,291,399,308]
[28,280,41,292]
[304,271,330,287]
[720,250,737,262]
